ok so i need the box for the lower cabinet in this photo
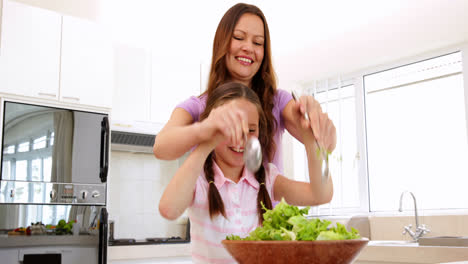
[18,246,98,264]
[0,246,99,264]
[0,248,19,263]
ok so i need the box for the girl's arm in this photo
[273,130,333,206]
[158,139,218,220]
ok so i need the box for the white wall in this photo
[107,151,188,240]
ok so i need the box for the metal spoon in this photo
[291,91,330,182]
[243,133,262,173]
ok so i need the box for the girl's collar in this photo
[210,160,260,189]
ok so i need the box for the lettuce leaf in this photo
[226,198,360,241]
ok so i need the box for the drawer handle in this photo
[38,92,57,98]
[62,96,80,102]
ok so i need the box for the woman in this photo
[159,82,333,263]
[153,3,336,174]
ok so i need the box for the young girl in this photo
[159,82,333,264]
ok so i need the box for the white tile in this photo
[119,179,139,214]
[143,155,160,180]
[119,154,144,180]
[143,180,158,213]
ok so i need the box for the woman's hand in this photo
[198,100,249,149]
[294,95,337,153]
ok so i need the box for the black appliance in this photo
[108,219,191,246]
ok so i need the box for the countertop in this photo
[108,243,191,261]
[0,234,98,248]
[108,241,468,263]
[357,241,468,264]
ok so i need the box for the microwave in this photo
[0,100,109,205]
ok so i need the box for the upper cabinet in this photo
[0,0,61,99]
[111,44,151,122]
[60,15,113,108]
[112,48,201,125]
[0,0,113,109]
[150,55,200,124]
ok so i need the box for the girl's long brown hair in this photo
[203,3,277,163]
[200,82,273,223]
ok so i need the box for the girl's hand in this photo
[294,95,337,153]
[198,100,249,149]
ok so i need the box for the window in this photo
[3,145,15,154]
[33,136,47,150]
[292,79,362,215]
[364,52,468,212]
[291,49,468,215]
[3,134,53,182]
[18,142,30,152]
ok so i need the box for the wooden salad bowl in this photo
[221,238,369,264]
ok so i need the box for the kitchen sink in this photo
[368,240,418,246]
[418,236,468,247]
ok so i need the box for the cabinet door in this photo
[0,0,61,99]
[112,44,151,122]
[0,248,19,263]
[60,15,113,108]
[151,55,200,124]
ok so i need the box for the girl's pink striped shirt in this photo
[188,161,279,264]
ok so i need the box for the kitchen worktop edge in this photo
[108,243,191,260]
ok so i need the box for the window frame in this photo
[297,43,468,216]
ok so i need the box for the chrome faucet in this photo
[398,191,430,241]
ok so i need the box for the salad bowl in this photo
[221,238,369,264]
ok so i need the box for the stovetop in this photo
[109,236,189,246]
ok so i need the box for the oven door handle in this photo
[98,207,108,264]
[100,116,109,183]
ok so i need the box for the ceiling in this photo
[99,0,468,84]
[16,0,468,84]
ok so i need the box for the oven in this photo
[0,99,109,264]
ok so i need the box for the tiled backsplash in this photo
[369,214,468,240]
[107,151,188,240]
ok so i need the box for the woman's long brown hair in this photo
[200,82,273,223]
[203,3,277,163]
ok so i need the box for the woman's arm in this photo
[283,95,337,152]
[154,101,249,160]
[158,139,217,220]
[153,108,204,160]
[283,99,305,143]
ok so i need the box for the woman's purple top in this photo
[176,89,293,173]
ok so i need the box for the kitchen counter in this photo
[356,241,468,264]
[0,234,98,248]
[108,243,191,261]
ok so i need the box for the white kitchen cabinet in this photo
[60,15,113,108]
[150,55,200,124]
[112,44,151,122]
[18,246,98,264]
[0,0,113,109]
[0,0,61,100]
[0,248,19,263]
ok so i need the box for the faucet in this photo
[398,191,430,241]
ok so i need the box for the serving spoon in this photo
[243,133,262,173]
[291,91,330,182]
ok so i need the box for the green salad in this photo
[226,198,360,241]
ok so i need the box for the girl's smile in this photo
[214,98,259,180]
